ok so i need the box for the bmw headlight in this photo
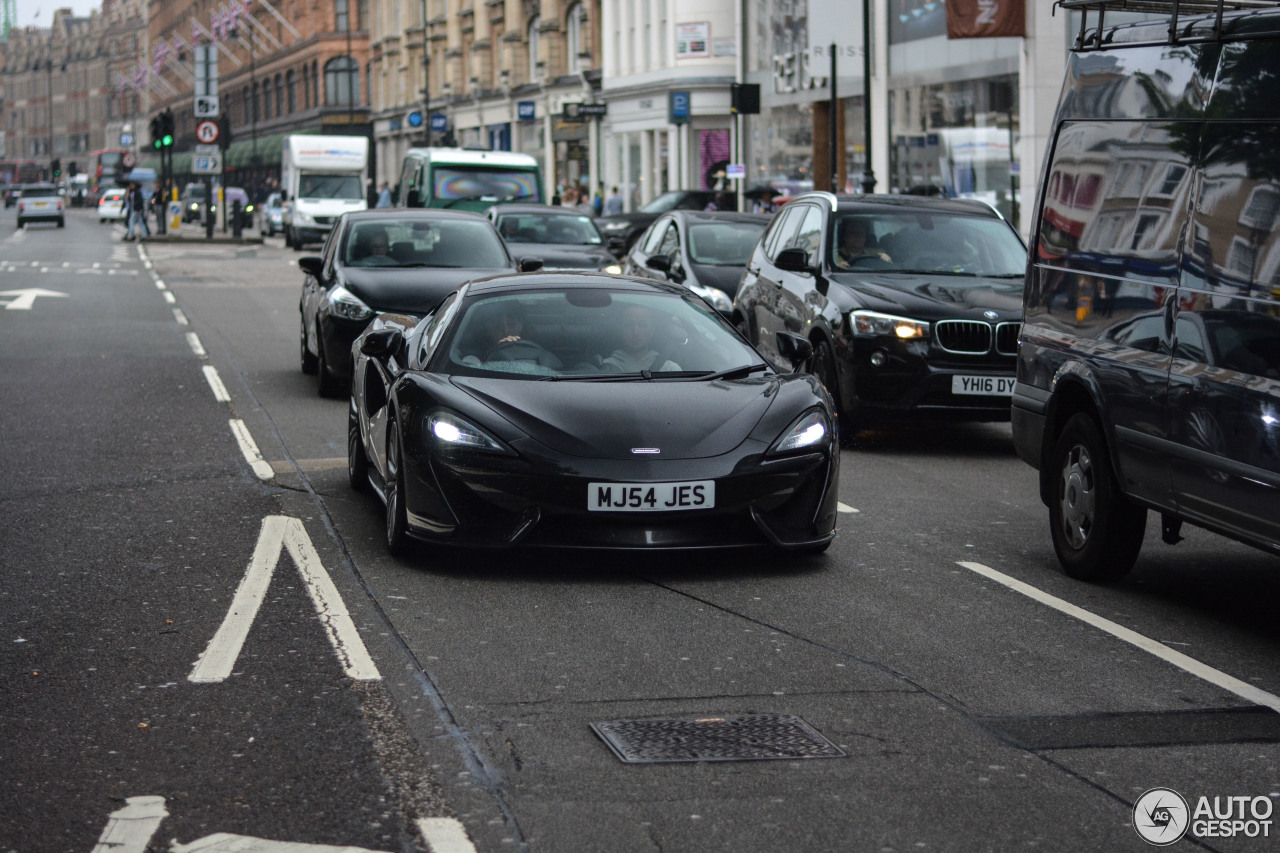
[327,286,374,321]
[426,411,512,455]
[603,263,623,275]
[849,310,929,341]
[768,410,831,456]
[690,283,733,313]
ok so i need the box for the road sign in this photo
[406,110,423,128]
[120,133,134,146]
[194,95,220,118]
[195,120,220,145]
[192,153,222,175]
[727,163,746,179]
[195,144,219,156]
[122,152,136,169]
[669,91,691,125]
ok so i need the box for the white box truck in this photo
[281,134,369,250]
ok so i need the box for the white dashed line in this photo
[837,502,859,514]
[162,291,176,304]
[417,818,478,853]
[155,279,166,290]
[203,366,231,402]
[173,308,188,325]
[957,561,1280,713]
[228,419,274,481]
[187,333,206,357]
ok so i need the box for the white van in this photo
[281,134,369,250]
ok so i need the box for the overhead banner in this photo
[945,0,1025,39]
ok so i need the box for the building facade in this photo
[369,0,603,200]
[1,0,148,182]
[144,0,371,193]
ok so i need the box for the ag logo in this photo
[1134,788,1190,846]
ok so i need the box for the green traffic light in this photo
[162,134,173,148]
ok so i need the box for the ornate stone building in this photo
[369,0,602,195]
[145,0,371,189]
[1,0,147,181]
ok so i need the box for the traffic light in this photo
[217,114,232,152]
[731,83,761,115]
[51,158,62,178]
[67,161,78,177]
[150,115,163,150]
[160,110,175,149]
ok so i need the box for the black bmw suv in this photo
[733,192,1027,435]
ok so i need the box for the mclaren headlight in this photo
[768,410,831,456]
[327,285,374,321]
[425,411,513,455]
[602,263,623,275]
[849,310,929,341]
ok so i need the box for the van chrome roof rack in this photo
[1057,0,1280,49]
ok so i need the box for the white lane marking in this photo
[416,818,477,853]
[163,291,176,304]
[0,288,67,310]
[837,502,859,514]
[90,795,168,853]
[171,833,389,852]
[189,516,381,684]
[156,279,167,289]
[174,308,189,325]
[228,418,274,481]
[187,332,206,357]
[203,366,231,402]
[957,561,1280,714]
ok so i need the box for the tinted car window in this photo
[790,205,824,267]
[688,222,767,265]
[656,222,680,258]
[344,218,509,268]
[21,184,57,197]
[640,219,668,254]
[763,206,805,261]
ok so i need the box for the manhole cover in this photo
[590,713,846,764]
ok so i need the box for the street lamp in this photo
[420,0,431,145]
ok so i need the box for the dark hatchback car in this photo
[299,209,535,396]
[623,210,770,315]
[1014,1,1280,582]
[348,272,839,555]
[733,192,1027,435]
[486,204,621,272]
[595,189,734,253]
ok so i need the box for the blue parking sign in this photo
[669,91,691,125]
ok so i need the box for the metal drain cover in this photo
[590,713,846,764]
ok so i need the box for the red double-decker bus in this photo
[0,159,42,185]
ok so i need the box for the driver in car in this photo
[462,300,563,369]
[835,218,891,268]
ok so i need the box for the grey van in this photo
[1013,1,1280,581]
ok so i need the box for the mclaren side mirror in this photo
[518,257,545,272]
[775,331,814,371]
[359,328,403,358]
[645,255,672,273]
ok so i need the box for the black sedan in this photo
[300,209,540,396]
[623,210,770,314]
[733,192,1027,435]
[595,190,733,252]
[347,272,840,555]
[485,203,622,272]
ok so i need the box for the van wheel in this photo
[1049,413,1146,581]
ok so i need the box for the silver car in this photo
[16,183,64,229]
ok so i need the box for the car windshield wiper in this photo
[697,362,771,381]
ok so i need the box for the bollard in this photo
[232,200,243,239]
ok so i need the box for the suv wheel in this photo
[810,338,857,439]
[1049,413,1147,581]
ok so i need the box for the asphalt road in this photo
[2,207,1279,853]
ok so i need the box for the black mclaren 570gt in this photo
[348,272,840,555]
